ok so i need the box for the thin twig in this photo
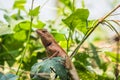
[72,0,75,12]
[108,20,120,26]
[103,20,120,37]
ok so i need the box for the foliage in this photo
[0,0,120,80]
[0,73,18,80]
[63,8,89,33]
[31,57,69,80]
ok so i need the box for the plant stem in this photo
[115,37,119,80]
[70,4,120,57]
[67,30,70,52]
[16,0,34,75]
[66,0,75,52]
[72,0,75,12]
[81,0,85,8]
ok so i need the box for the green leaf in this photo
[74,9,89,20]
[0,73,18,80]
[76,20,87,33]
[13,30,26,41]
[33,20,45,29]
[0,50,20,66]
[29,6,40,16]
[19,21,31,30]
[14,21,31,31]
[31,57,69,80]
[13,0,26,10]
[90,43,101,67]
[11,13,23,20]
[1,34,23,51]
[52,32,65,41]
[105,52,118,62]
[63,8,89,33]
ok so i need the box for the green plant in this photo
[0,0,120,80]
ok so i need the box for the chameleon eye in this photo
[42,29,47,33]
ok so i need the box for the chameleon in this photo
[36,29,79,80]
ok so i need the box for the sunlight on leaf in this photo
[33,20,45,29]
[19,21,31,30]
[52,32,65,41]
[13,30,26,41]
[63,8,89,33]
[29,6,40,16]
[14,20,32,31]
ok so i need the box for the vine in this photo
[16,0,34,75]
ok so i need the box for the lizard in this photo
[36,29,80,80]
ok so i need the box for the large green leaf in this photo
[63,8,89,33]
[29,6,40,16]
[31,57,69,80]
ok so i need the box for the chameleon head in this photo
[36,29,48,36]
[36,29,53,46]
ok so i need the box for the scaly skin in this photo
[36,29,80,80]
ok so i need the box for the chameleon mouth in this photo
[36,29,42,34]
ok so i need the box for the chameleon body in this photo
[36,29,79,80]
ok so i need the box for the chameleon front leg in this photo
[49,51,66,66]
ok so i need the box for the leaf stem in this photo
[67,31,70,52]
[72,0,75,12]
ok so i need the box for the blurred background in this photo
[0,0,120,21]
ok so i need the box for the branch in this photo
[70,4,120,57]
